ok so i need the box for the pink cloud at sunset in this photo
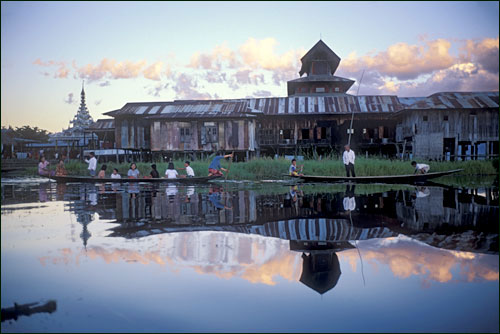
[341,237,499,287]
[32,36,498,100]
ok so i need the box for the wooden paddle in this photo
[225,151,234,181]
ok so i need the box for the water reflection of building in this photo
[2,182,498,254]
[99,185,497,254]
[292,241,351,295]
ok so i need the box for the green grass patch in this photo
[21,156,497,183]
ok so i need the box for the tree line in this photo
[2,125,51,142]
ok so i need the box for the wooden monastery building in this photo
[102,40,499,161]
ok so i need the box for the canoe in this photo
[291,169,463,184]
[47,175,221,184]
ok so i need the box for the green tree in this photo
[12,125,51,142]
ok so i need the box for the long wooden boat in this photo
[47,175,221,184]
[291,169,463,184]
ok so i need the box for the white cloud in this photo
[143,61,164,81]
[34,37,499,99]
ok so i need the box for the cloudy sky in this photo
[1,1,498,132]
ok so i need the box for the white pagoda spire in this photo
[70,80,94,130]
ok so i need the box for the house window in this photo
[301,129,310,140]
[280,129,292,140]
[201,122,218,144]
[315,87,325,93]
[317,127,327,140]
[443,115,448,121]
[258,129,275,145]
[206,126,217,142]
[334,87,340,92]
[180,127,192,143]
[423,115,428,121]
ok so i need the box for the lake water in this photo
[1,178,498,333]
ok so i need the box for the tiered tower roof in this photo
[70,82,94,131]
[288,40,355,96]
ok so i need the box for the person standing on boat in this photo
[411,161,430,174]
[208,152,233,176]
[85,152,97,177]
[127,162,140,179]
[343,145,356,177]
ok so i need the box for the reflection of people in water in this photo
[208,185,231,210]
[411,186,431,200]
[127,183,140,198]
[289,185,303,202]
[185,186,195,203]
[343,184,356,212]
[89,189,98,206]
[416,186,430,198]
[38,183,49,202]
[165,184,178,196]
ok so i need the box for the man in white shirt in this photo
[342,145,356,177]
[84,152,97,177]
[411,161,430,174]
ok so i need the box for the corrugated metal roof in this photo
[399,92,499,110]
[246,95,402,114]
[106,100,255,118]
[103,91,499,119]
[88,119,114,130]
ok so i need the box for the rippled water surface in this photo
[1,178,498,332]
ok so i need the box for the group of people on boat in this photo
[39,147,432,181]
[94,161,195,179]
[38,151,235,179]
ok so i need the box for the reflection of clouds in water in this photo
[38,232,498,288]
[341,235,499,286]
[38,232,302,286]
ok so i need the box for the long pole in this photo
[348,70,365,146]
[225,151,234,181]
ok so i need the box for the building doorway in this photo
[443,138,455,161]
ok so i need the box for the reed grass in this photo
[25,156,496,180]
